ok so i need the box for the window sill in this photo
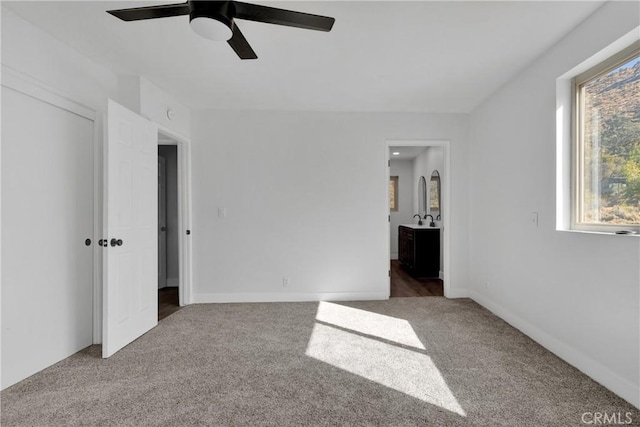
[557,228,640,237]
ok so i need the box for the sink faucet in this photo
[413,214,423,226]
[424,214,435,227]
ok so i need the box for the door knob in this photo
[110,238,123,247]
[98,239,107,247]
[160,226,166,232]
[85,239,92,246]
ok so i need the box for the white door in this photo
[103,99,158,358]
[1,86,94,388]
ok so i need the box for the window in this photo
[573,43,640,232]
[390,176,399,211]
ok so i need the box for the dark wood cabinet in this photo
[398,226,440,278]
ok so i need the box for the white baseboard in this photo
[469,290,640,409]
[439,270,444,280]
[193,291,389,304]
[166,277,179,287]
[390,253,398,260]
[445,288,469,299]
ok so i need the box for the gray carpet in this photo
[2,298,638,426]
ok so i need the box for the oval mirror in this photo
[430,170,441,219]
[418,176,427,217]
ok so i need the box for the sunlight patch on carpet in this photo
[306,304,466,417]
[315,301,426,350]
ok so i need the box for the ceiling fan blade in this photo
[227,25,258,60]
[107,2,190,21]
[233,2,335,32]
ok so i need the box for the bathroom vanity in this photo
[398,225,440,278]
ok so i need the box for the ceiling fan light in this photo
[190,16,232,41]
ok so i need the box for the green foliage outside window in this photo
[581,56,640,225]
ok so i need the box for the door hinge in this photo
[388,160,390,167]
[388,270,391,277]
[388,215,391,222]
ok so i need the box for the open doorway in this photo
[387,141,450,298]
[158,138,181,320]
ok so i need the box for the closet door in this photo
[1,86,94,389]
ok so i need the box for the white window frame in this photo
[571,43,640,234]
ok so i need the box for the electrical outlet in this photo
[530,212,538,227]
[283,277,290,287]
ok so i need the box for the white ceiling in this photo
[3,1,604,113]
[389,146,428,161]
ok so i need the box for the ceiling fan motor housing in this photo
[189,0,235,32]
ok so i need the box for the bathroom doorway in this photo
[386,141,450,298]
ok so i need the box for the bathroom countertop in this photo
[399,224,440,229]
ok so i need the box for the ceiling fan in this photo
[107,1,335,60]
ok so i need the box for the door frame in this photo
[385,139,452,298]
[157,126,193,306]
[94,119,193,343]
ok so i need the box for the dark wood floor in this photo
[158,287,182,321]
[390,260,444,297]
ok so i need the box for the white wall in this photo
[140,78,191,139]
[389,159,414,259]
[468,1,640,407]
[191,111,470,301]
[1,9,119,111]
[118,76,191,140]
